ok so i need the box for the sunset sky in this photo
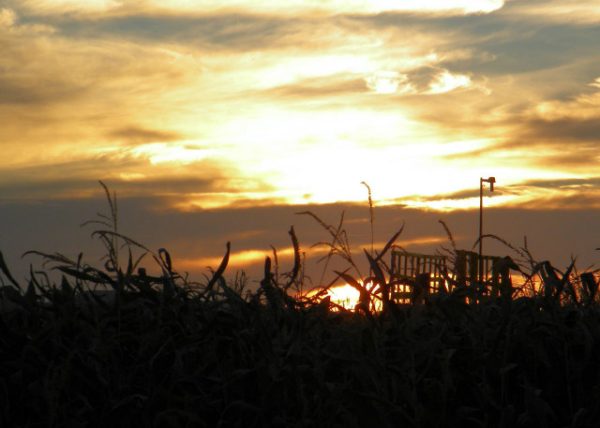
[1,0,599,283]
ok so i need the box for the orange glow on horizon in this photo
[308,282,383,312]
[177,236,451,274]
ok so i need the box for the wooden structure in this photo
[390,251,448,304]
[454,250,503,285]
[390,249,514,304]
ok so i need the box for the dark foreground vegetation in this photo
[1,184,600,427]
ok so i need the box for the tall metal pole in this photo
[479,177,495,283]
[479,178,484,283]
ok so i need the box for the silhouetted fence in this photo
[390,249,515,304]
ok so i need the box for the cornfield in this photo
[1,183,599,427]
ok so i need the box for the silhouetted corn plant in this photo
[1,183,600,428]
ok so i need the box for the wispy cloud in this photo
[11,0,507,17]
[2,0,600,210]
[503,0,600,24]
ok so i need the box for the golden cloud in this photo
[15,0,506,16]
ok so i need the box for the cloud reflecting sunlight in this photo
[1,0,599,212]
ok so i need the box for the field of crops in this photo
[1,185,599,427]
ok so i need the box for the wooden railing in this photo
[390,251,448,304]
[390,249,514,304]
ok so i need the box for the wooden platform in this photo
[390,250,514,303]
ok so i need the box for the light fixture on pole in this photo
[479,176,495,282]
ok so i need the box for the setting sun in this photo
[309,281,385,312]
